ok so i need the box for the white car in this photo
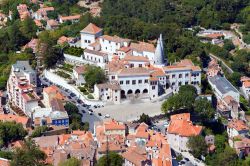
[104,114,110,118]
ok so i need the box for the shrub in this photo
[87,94,94,99]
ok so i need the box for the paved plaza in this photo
[94,100,163,122]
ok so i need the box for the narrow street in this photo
[209,53,234,74]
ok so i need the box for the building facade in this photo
[7,61,39,116]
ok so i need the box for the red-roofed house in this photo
[167,113,203,152]
[59,15,81,24]
[80,23,103,48]
[241,76,250,99]
[227,119,249,138]
[73,65,86,86]
[0,114,30,128]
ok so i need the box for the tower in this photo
[154,34,166,66]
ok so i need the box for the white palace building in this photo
[65,23,202,104]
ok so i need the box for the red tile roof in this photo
[104,119,126,131]
[228,119,249,131]
[168,113,202,137]
[0,114,29,126]
[80,23,102,34]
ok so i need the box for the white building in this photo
[73,66,86,86]
[80,23,103,49]
[163,59,201,93]
[208,75,240,118]
[167,113,203,152]
[78,23,202,104]
[7,61,39,116]
[94,82,121,104]
[227,119,249,139]
[209,75,239,102]
[241,76,250,99]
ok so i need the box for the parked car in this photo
[70,93,76,97]
[104,114,110,118]
[98,113,102,116]
[88,111,93,115]
[82,110,86,113]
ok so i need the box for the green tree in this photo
[84,65,106,88]
[97,152,123,166]
[215,146,239,166]
[187,135,208,158]
[0,121,27,147]
[30,126,49,138]
[59,157,81,166]
[223,39,235,51]
[161,85,197,113]
[138,113,152,126]
[194,98,215,122]
[10,140,47,166]
[20,17,38,40]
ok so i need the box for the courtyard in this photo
[94,100,163,122]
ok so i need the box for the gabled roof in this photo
[80,23,102,34]
[228,119,249,131]
[168,113,202,137]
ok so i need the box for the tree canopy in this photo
[161,85,197,113]
[187,135,208,158]
[10,140,47,166]
[97,152,123,166]
[84,65,106,88]
[0,121,27,147]
[59,157,81,166]
[194,98,215,122]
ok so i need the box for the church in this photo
[79,23,201,104]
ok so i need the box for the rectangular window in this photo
[139,64,142,67]
[120,81,123,85]
[152,86,155,90]
[172,74,175,78]
[111,76,115,79]
[185,73,189,77]
[145,79,148,83]
[126,80,130,84]
[138,80,142,84]
[132,80,136,85]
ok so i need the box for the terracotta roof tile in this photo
[168,113,202,137]
[228,119,249,131]
[80,23,102,34]
[0,114,29,126]
[123,55,149,62]
[104,119,126,130]
[130,42,155,53]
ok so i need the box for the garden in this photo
[55,70,71,79]
[64,46,84,57]
[78,86,95,99]
[58,63,74,73]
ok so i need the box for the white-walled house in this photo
[73,66,86,86]
[227,119,249,139]
[94,82,121,104]
[167,113,203,152]
[80,23,103,49]
[241,76,250,99]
